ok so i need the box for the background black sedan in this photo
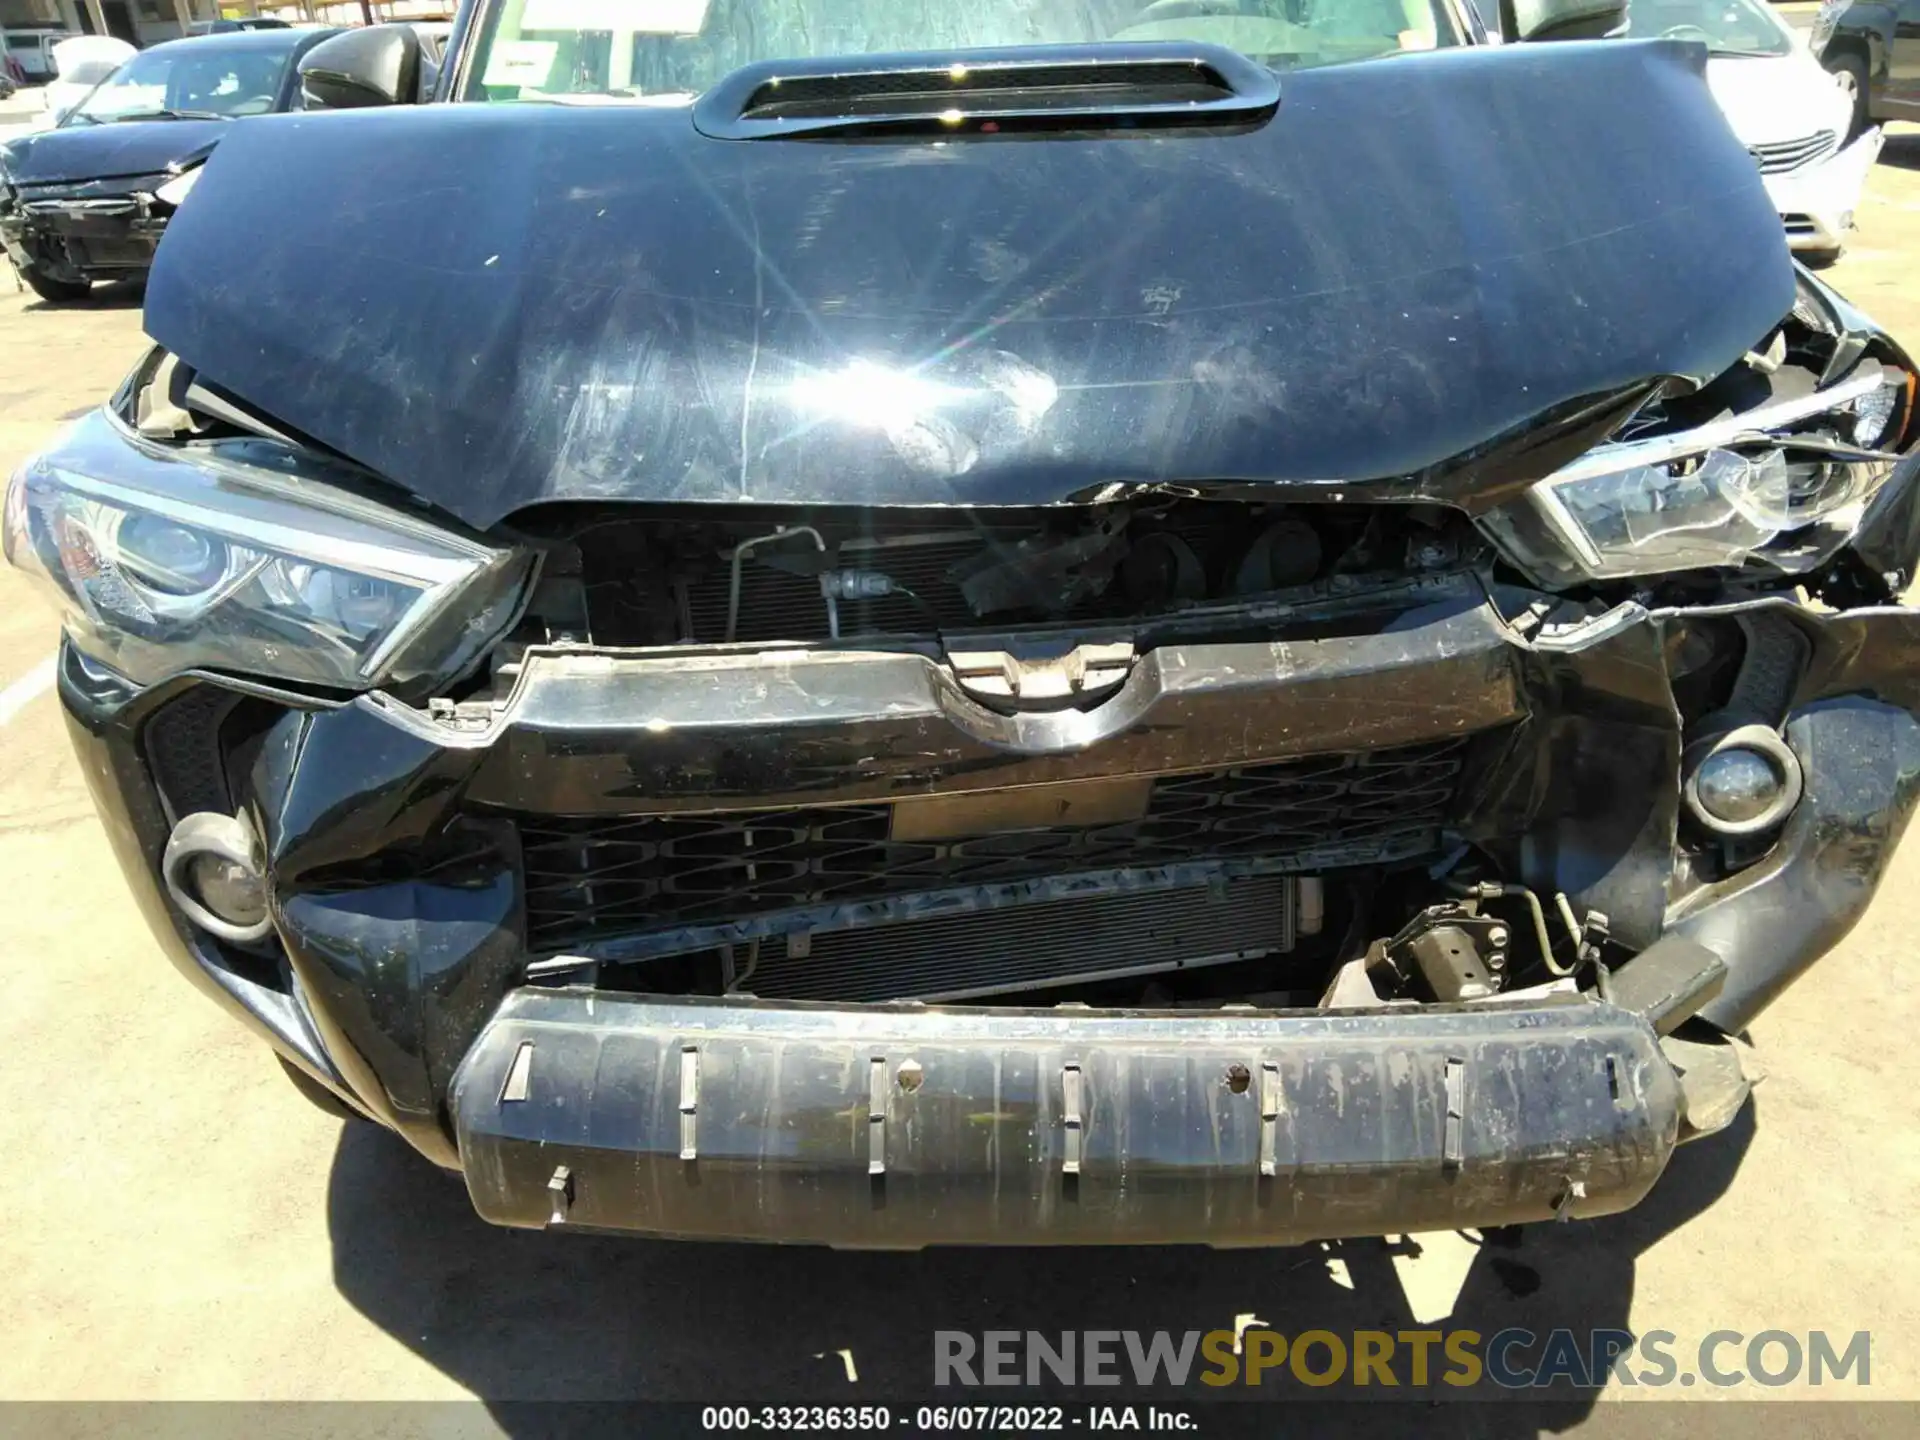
[1812,0,1920,137]
[0,28,337,305]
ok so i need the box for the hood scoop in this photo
[691,42,1281,139]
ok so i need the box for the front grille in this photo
[748,874,1296,1003]
[143,686,236,822]
[516,740,1465,952]
[1750,131,1838,174]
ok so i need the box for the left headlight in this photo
[1481,362,1915,589]
[1810,0,1841,54]
[153,165,201,208]
[3,410,533,694]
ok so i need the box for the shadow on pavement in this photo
[16,277,144,313]
[327,1096,1756,1429]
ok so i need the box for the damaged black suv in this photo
[7,0,1920,1246]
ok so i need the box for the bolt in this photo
[1488,926,1509,947]
[897,1060,924,1092]
[1226,1064,1252,1095]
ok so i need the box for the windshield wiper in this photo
[1707,48,1777,58]
[103,109,230,124]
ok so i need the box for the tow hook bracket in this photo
[1606,936,1728,1036]
[950,642,1134,706]
[1375,904,1509,1002]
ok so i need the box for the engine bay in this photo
[515,496,1482,651]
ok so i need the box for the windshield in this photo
[1621,0,1792,56]
[63,42,296,125]
[467,0,1464,102]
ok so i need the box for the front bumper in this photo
[455,991,1680,1246]
[0,190,167,284]
[1764,129,1884,253]
[57,559,1920,1237]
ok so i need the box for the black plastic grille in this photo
[143,686,236,822]
[516,740,1466,952]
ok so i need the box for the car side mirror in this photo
[299,25,424,110]
[1503,0,1627,41]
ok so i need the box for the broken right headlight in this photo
[1482,362,1915,588]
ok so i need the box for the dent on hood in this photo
[2,119,233,187]
[141,42,1796,528]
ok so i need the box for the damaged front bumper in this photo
[0,186,168,284]
[455,991,1681,1245]
[57,559,1920,1241]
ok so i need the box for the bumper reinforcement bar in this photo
[451,990,1682,1247]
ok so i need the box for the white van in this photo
[2,27,80,83]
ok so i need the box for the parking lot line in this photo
[0,654,56,729]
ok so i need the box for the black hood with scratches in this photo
[142,40,1794,531]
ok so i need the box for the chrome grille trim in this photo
[1749,130,1839,174]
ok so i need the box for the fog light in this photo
[1683,725,1803,838]
[188,852,267,930]
[162,811,273,943]
[1694,749,1780,824]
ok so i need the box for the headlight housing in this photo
[1481,362,1915,589]
[3,409,533,694]
[1810,0,1841,54]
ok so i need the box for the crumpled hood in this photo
[144,41,1794,531]
[2,118,227,187]
[1704,51,1851,147]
